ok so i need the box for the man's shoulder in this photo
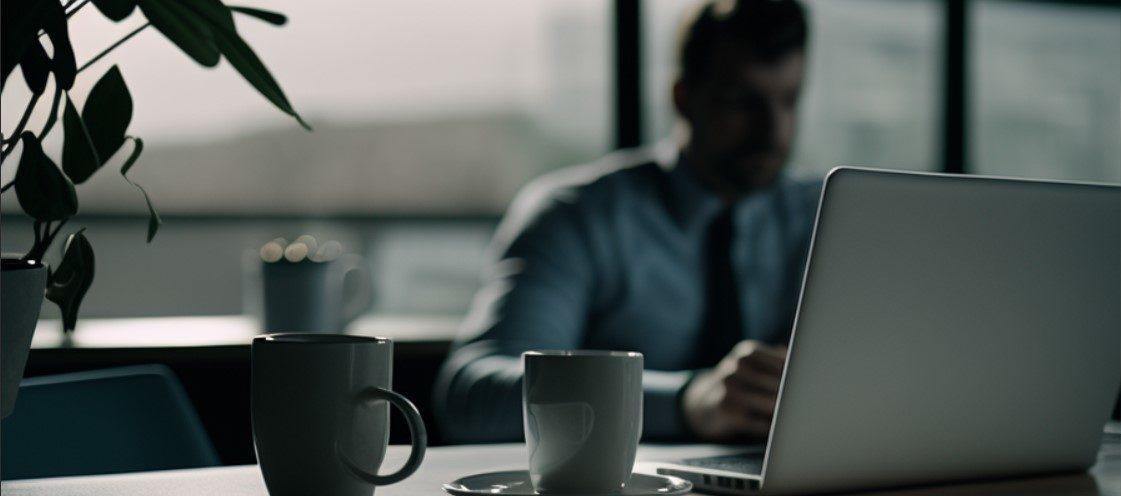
[513,146,670,214]
[492,147,670,251]
[532,147,667,199]
[776,172,824,210]
[766,172,825,240]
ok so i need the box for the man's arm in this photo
[433,178,698,443]
[434,184,598,444]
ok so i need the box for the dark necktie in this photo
[694,206,744,368]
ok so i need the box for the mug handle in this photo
[333,254,374,326]
[337,386,427,485]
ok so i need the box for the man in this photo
[435,0,819,443]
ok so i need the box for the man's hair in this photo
[678,0,808,84]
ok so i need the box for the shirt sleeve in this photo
[434,182,598,443]
[433,178,696,443]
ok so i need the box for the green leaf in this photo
[62,95,103,184]
[14,132,78,222]
[19,40,51,95]
[212,25,310,129]
[41,0,76,90]
[1,0,50,88]
[82,66,133,162]
[182,0,309,129]
[183,0,236,31]
[120,136,144,175]
[230,6,287,26]
[138,0,220,67]
[93,0,137,22]
[46,230,95,333]
[119,137,160,242]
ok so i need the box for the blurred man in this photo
[435,0,819,443]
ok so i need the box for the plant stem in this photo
[65,0,92,18]
[3,93,40,145]
[44,218,69,250]
[0,138,18,162]
[0,141,15,162]
[26,219,66,263]
[25,221,46,262]
[35,0,89,39]
[0,93,42,162]
[77,22,151,74]
[39,86,63,139]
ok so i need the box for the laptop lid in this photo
[757,168,1120,495]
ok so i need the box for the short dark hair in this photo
[678,0,808,84]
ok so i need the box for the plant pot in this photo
[1,258,47,419]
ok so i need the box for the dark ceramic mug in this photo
[252,334,426,496]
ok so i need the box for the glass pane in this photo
[0,1,610,321]
[0,0,611,214]
[972,1,1120,182]
[643,0,942,177]
[642,0,697,147]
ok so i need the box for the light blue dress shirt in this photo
[434,143,823,443]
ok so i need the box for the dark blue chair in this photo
[1,364,220,480]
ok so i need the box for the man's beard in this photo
[714,147,785,194]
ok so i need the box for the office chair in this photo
[0,364,220,480]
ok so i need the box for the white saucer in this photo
[442,470,692,495]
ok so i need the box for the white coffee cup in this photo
[523,350,643,494]
[252,334,426,496]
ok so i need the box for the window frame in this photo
[620,0,1121,175]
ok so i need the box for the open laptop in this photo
[656,167,1121,495]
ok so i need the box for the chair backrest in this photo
[1,364,220,480]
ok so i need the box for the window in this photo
[2,0,611,215]
[0,1,611,319]
[643,0,943,176]
[3,0,1117,321]
[971,1,1120,182]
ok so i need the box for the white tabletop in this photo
[3,437,1118,496]
[30,314,460,348]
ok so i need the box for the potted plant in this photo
[0,0,309,418]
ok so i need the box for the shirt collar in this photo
[661,153,724,232]
[660,148,793,232]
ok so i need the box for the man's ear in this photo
[672,80,690,119]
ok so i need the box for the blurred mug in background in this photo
[252,236,374,332]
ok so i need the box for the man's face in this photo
[677,43,805,195]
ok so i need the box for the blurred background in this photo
[2,0,1119,323]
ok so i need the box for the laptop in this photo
[656,167,1121,495]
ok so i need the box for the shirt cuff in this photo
[641,369,695,441]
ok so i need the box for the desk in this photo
[23,315,461,462]
[31,315,462,348]
[2,438,1118,496]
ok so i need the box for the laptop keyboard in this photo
[680,451,766,476]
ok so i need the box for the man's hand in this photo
[681,340,788,442]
